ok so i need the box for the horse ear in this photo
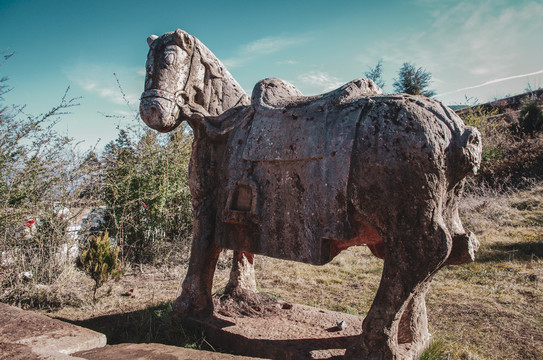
[147,35,158,47]
[173,29,192,50]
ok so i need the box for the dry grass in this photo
[1,264,92,310]
[252,247,382,316]
[431,184,543,359]
[27,183,543,359]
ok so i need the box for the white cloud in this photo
[221,57,245,69]
[358,1,543,103]
[241,36,304,55]
[222,35,309,68]
[435,69,543,98]
[62,63,143,106]
[430,2,543,71]
[298,71,344,93]
[277,59,298,65]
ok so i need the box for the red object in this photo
[140,201,148,211]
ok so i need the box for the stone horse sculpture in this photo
[140,29,482,359]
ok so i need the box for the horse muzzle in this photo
[140,90,183,132]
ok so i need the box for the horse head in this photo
[140,29,250,133]
[140,29,199,132]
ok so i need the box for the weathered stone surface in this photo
[140,29,483,360]
[0,342,44,360]
[74,343,265,360]
[0,303,106,359]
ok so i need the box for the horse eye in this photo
[164,53,175,65]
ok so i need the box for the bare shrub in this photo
[460,106,503,164]
[0,58,101,306]
[0,54,196,310]
[459,103,543,189]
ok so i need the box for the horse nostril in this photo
[149,106,158,118]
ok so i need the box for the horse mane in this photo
[187,35,250,117]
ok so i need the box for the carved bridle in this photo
[141,88,187,105]
[140,38,197,118]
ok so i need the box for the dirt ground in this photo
[39,243,541,360]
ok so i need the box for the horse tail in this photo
[460,126,482,177]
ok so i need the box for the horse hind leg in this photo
[174,248,257,319]
[345,209,451,360]
[397,280,431,349]
[225,250,257,296]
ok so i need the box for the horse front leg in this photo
[173,200,221,319]
[345,208,451,360]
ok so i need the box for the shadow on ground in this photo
[477,240,543,262]
[60,301,360,360]
[58,303,209,349]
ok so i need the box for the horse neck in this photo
[190,38,250,117]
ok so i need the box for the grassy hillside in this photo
[460,89,543,189]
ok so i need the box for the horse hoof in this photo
[172,293,214,320]
[172,296,191,320]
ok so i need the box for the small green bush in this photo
[518,97,543,136]
[77,231,122,300]
[393,62,435,97]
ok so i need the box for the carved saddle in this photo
[219,78,381,265]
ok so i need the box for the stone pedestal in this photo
[185,299,363,360]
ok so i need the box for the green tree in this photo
[393,62,435,97]
[102,124,193,264]
[525,81,542,93]
[365,59,385,89]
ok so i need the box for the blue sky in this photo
[1,0,542,149]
